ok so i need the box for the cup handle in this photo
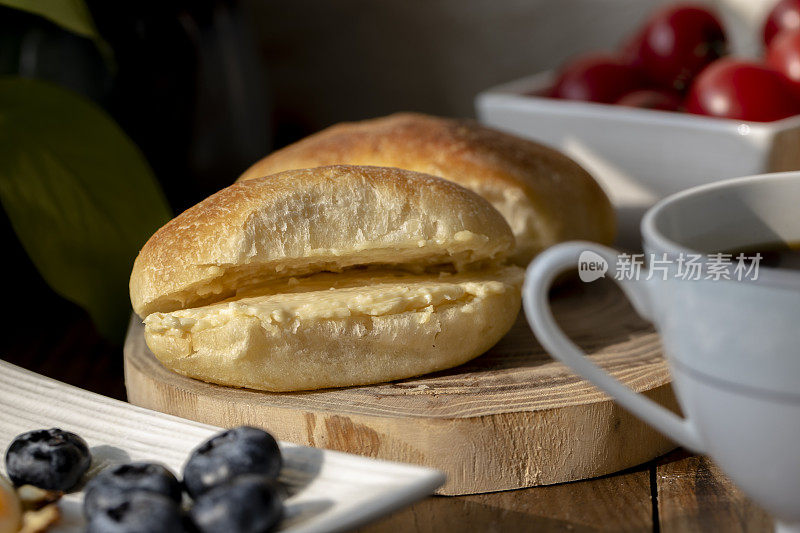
[523,241,705,453]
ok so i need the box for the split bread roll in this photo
[238,112,616,264]
[131,165,524,392]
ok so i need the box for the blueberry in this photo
[5,428,91,491]
[86,491,185,533]
[189,475,282,533]
[182,426,281,498]
[83,462,182,518]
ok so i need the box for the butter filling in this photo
[144,265,523,336]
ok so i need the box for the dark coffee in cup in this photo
[722,241,800,271]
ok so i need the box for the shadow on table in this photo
[654,449,773,533]
[75,444,133,491]
[358,495,647,533]
[280,445,324,496]
[358,460,655,533]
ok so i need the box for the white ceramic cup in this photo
[523,172,800,533]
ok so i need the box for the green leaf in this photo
[0,0,113,65]
[0,77,171,340]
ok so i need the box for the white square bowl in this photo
[476,72,800,247]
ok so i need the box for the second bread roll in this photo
[239,113,616,264]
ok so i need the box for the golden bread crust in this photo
[130,165,513,317]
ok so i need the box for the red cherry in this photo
[615,89,683,111]
[766,29,800,94]
[764,0,800,46]
[623,3,727,91]
[685,58,800,122]
[550,53,643,103]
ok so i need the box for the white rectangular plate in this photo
[0,361,444,532]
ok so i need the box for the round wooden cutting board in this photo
[124,279,677,495]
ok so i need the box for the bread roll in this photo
[131,165,523,391]
[238,113,615,264]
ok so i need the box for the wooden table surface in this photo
[1,301,774,532]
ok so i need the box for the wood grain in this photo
[125,279,678,495]
[359,466,653,532]
[657,451,773,533]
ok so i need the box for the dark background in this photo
[0,0,748,395]
[1,0,664,208]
